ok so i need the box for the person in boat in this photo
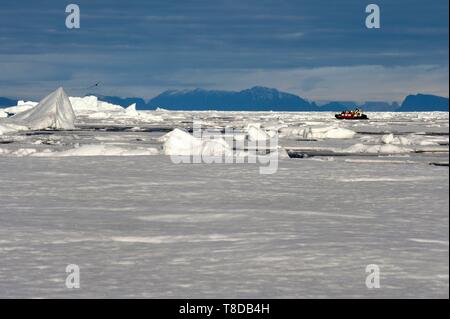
[335,107,368,119]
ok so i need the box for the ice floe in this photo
[345,143,413,154]
[361,133,449,146]
[280,125,356,139]
[33,144,160,157]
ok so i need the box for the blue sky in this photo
[0,0,448,102]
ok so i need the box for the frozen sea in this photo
[0,109,448,298]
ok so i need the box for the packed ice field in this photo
[1,93,448,160]
[0,89,448,298]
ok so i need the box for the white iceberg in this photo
[125,103,139,116]
[69,95,124,115]
[5,87,76,130]
[117,103,164,122]
[202,138,233,157]
[163,129,204,156]
[163,128,232,157]
[247,124,270,141]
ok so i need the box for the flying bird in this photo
[86,81,101,90]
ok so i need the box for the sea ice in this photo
[33,144,160,157]
[345,143,413,154]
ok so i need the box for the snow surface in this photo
[0,156,447,298]
[0,99,448,298]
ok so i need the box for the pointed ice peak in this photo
[7,87,76,130]
[126,103,137,111]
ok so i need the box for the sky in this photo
[0,0,448,102]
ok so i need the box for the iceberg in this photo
[163,128,232,157]
[125,103,139,116]
[163,129,205,156]
[122,103,164,122]
[5,87,76,130]
[69,95,124,114]
[247,124,270,141]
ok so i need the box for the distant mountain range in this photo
[150,87,313,111]
[88,87,450,112]
[1,87,448,112]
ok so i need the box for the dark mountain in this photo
[4,90,448,112]
[0,97,17,107]
[397,94,449,112]
[148,86,314,111]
